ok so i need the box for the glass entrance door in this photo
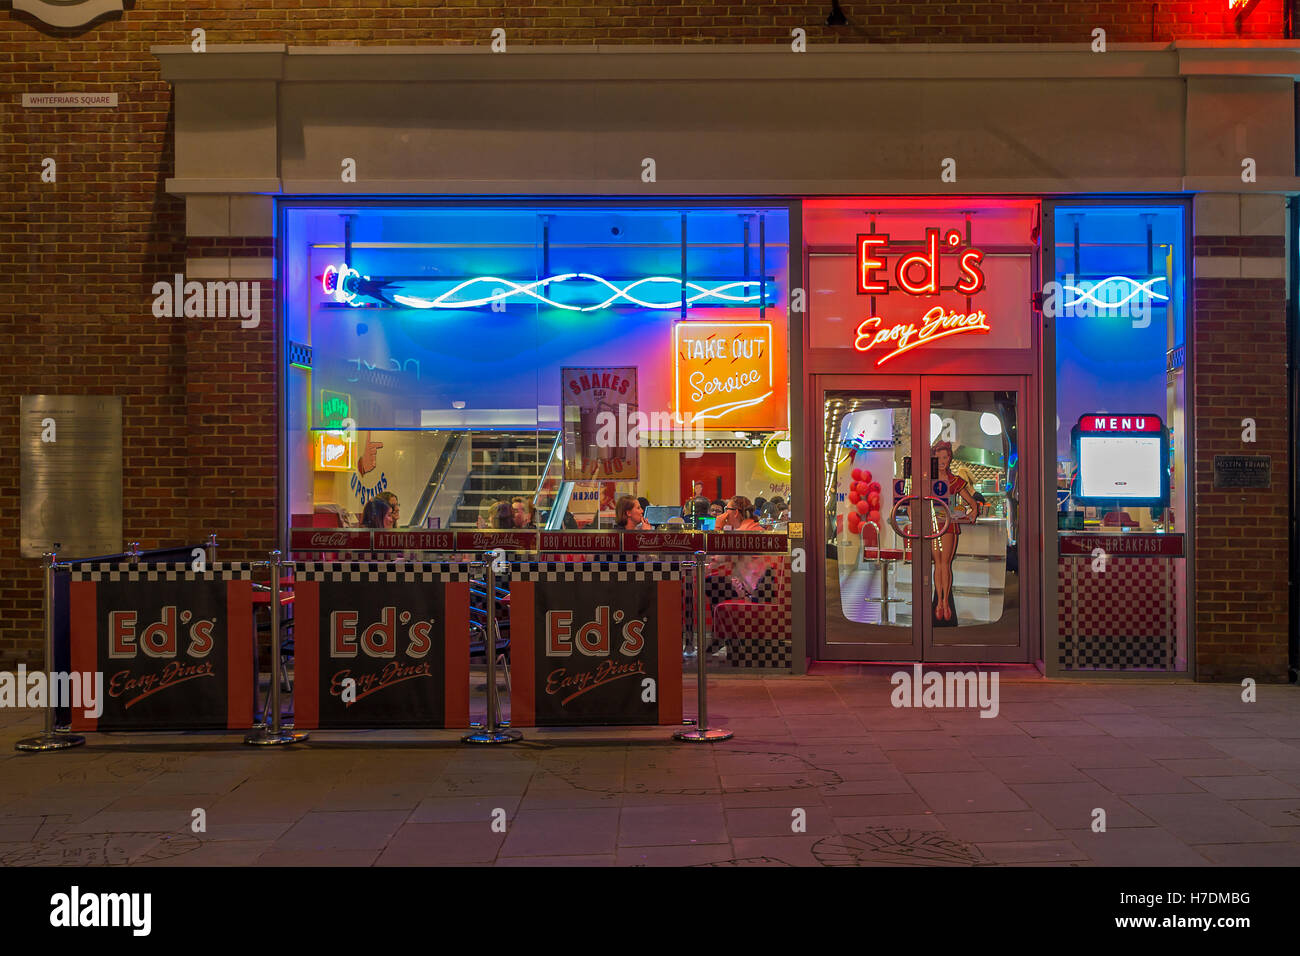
[818,376,1033,662]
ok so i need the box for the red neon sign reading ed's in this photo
[857,228,986,297]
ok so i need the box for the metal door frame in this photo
[812,374,1036,663]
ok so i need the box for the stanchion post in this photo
[128,541,141,564]
[462,548,521,745]
[245,551,307,746]
[673,550,732,743]
[16,550,84,752]
[206,533,218,568]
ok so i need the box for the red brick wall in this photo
[0,2,1290,666]
[1192,275,1291,681]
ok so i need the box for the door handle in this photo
[888,495,954,541]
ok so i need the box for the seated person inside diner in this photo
[361,497,394,529]
[616,494,653,531]
[378,491,401,528]
[511,496,537,530]
[715,496,764,532]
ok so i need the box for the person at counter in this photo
[683,480,711,530]
[378,491,401,527]
[930,440,981,624]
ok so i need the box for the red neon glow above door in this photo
[857,228,986,297]
[853,307,992,366]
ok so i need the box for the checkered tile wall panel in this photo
[1056,557,1177,670]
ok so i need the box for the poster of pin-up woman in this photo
[929,440,980,627]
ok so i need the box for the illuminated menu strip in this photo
[287,528,789,554]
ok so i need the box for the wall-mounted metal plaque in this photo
[20,396,123,559]
[1212,454,1272,490]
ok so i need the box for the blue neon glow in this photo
[385,273,772,311]
[1060,275,1168,311]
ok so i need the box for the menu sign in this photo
[292,570,469,729]
[69,570,254,731]
[674,321,779,429]
[511,573,682,726]
[1059,534,1184,557]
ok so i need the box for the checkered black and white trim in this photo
[67,562,258,583]
[295,562,474,583]
[513,560,683,583]
[1059,636,1171,670]
[727,639,794,669]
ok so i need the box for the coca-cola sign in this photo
[290,529,371,551]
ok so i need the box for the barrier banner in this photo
[292,562,470,729]
[67,563,256,732]
[511,562,682,727]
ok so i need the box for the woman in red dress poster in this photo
[931,440,981,625]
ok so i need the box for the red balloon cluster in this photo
[848,467,882,533]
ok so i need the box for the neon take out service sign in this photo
[673,320,777,428]
[853,226,992,365]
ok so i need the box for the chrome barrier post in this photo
[245,551,307,746]
[16,550,85,752]
[206,533,218,568]
[128,541,141,565]
[674,550,732,743]
[463,549,521,745]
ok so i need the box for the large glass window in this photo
[1051,204,1188,672]
[281,203,792,535]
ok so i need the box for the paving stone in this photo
[905,772,1028,813]
[1124,794,1285,845]
[1058,828,1210,867]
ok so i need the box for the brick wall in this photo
[0,2,1292,667]
[1193,270,1291,681]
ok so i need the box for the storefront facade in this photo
[148,42,1294,680]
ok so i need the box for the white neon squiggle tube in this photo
[388,273,769,311]
[1061,276,1168,310]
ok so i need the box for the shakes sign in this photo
[292,564,470,729]
[68,565,255,731]
[510,564,682,726]
[562,367,639,481]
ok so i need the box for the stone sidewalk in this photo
[1,668,1298,867]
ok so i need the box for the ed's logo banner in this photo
[69,566,254,731]
[510,567,682,727]
[292,566,469,729]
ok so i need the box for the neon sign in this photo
[853,307,992,366]
[857,229,986,297]
[673,321,777,427]
[320,265,775,311]
[314,431,353,472]
[1060,276,1168,312]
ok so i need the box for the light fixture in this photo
[452,401,466,410]
[980,413,1002,437]
[825,0,848,26]
[734,431,747,439]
